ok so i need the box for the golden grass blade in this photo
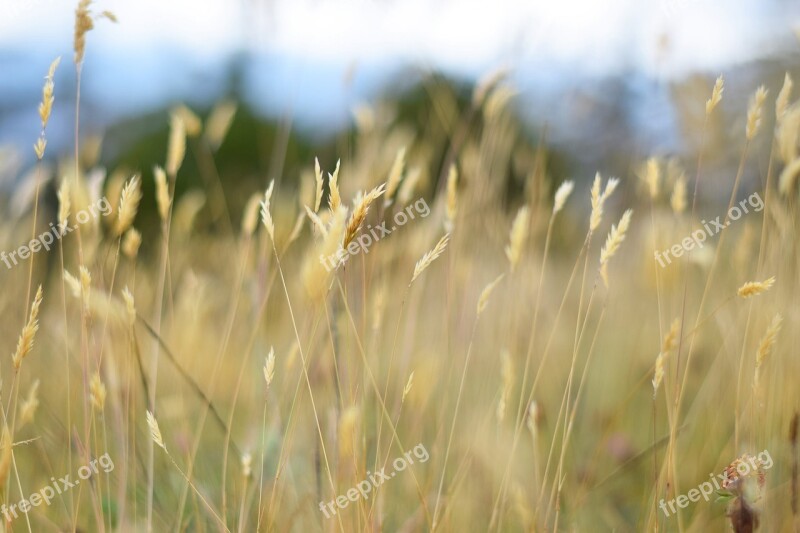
[411,233,450,285]
[737,276,775,298]
[146,410,166,451]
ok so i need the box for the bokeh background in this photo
[2,0,800,189]
[1,1,799,531]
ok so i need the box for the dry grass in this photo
[1,5,800,532]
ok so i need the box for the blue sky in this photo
[3,0,795,75]
[0,0,798,157]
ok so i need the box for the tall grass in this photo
[0,4,799,532]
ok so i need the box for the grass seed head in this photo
[526,401,539,437]
[241,192,262,237]
[115,175,142,236]
[166,113,186,178]
[12,286,43,370]
[90,372,106,411]
[203,100,237,150]
[662,318,680,353]
[79,266,92,302]
[600,209,633,265]
[384,147,406,205]
[122,286,136,327]
[756,313,782,368]
[19,380,40,427]
[599,209,633,286]
[484,84,518,121]
[328,159,341,212]
[303,205,347,299]
[63,270,81,299]
[738,276,775,298]
[706,75,725,115]
[671,173,687,214]
[314,157,324,212]
[402,372,414,403]
[146,411,166,450]
[398,166,422,205]
[38,57,61,133]
[173,104,202,137]
[154,166,171,222]
[652,352,666,397]
[746,85,769,140]
[411,233,450,285]
[344,183,385,246]
[74,0,94,64]
[473,67,508,107]
[644,158,660,199]
[122,228,141,259]
[304,205,328,237]
[553,180,574,214]
[264,347,275,387]
[241,453,252,479]
[497,350,513,422]
[505,207,530,272]
[477,274,505,316]
[590,174,619,232]
[34,138,47,160]
[260,180,276,242]
[58,179,71,223]
[0,426,12,492]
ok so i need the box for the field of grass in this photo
[0,3,799,532]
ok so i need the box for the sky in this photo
[0,0,798,156]
[2,0,794,75]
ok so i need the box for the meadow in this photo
[0,3,799,532]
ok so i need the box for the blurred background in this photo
[0,3,798,530]
[1,0,799,192]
